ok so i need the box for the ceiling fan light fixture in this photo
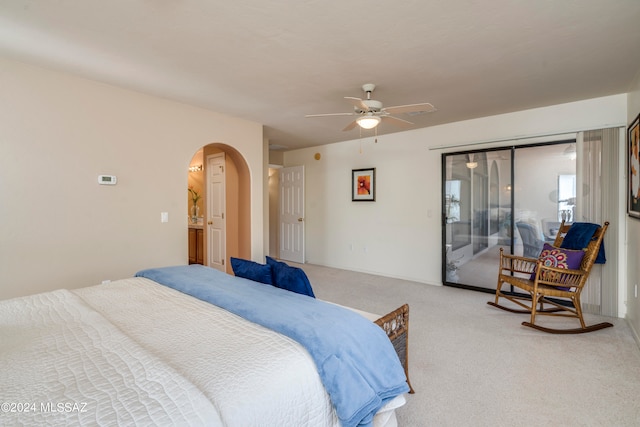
[356,115,381,129]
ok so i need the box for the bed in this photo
[1,265,411,427]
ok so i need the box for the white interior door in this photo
[207,153,226,272]
[279,165,305,263]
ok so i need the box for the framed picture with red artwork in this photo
[352,168,376,201]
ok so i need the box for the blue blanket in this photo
[136,265,409,427]
[560,222,606,264]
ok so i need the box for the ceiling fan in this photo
[305,83,436,131]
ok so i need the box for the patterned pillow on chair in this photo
[530,243,585,287]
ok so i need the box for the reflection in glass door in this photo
[443,149,512,289]
[442,142,576,291]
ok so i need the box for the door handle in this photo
[298,218,304,222]
[207,221,213,225]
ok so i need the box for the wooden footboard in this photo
[374,304,414,394]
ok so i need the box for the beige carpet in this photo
[295,262,640,427]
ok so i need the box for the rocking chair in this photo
[488,221,612,334]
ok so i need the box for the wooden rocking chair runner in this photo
[488,221,612,334]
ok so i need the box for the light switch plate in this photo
[160,212,169,223]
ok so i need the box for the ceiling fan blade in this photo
[344,96,370,112]
[342,120,359,131]
[382,102,436,115]
[381,115,414,128]
[305,112,355,118]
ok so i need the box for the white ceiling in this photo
[1,1,639,151]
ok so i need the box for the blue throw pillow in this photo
[266,256,316,298]
[230,257,272,285]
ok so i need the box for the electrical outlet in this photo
[101,280,111,285]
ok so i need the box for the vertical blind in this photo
[576,127,623,317]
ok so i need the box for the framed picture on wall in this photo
[352,168,376,201]
[628,113,640,219]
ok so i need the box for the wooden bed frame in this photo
[374,304,414,393]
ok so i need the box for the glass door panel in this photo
[513,144,576,258]
[442,142,576,291]
[444,149,512,289]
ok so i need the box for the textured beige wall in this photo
[0,58,265,300]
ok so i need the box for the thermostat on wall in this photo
[98,175,117,185]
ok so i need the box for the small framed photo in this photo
[352,168,376,201]
[628,113,640,219]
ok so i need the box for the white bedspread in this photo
[0,288,223,426]
[1,277,404,426]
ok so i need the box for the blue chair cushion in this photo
[266,256,316,298]
[230,257,273,285]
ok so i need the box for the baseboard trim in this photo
[626,317,640,351]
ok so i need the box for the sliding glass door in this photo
[442,142,576,291]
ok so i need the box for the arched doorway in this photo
[188,143,251,272]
